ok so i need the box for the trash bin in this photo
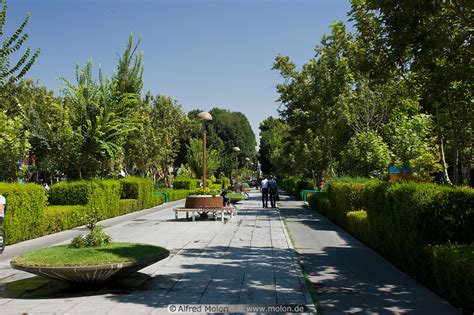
[0,194,6,254]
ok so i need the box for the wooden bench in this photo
[173,206,236,222]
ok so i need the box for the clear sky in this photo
[5,0,352,144]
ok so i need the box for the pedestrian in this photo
[268,175,278,208]
[261,175,269,208]
[220,188,230,206]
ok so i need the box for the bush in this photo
[346,210,373,246]
[427,243,474,314]
[216,177,231,188]
[156,189,189,202]
[281,176,313,198]
[210,184,222,191]
[118,199,139,215]
[173,178,197,190]
[50,180,122,221]
[307,191,330,216]
[43,205,88,234]
[120,177,154,209]
[0,183,47,244]
[326,181,369,227]
[151,194,165,207]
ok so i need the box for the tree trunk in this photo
[438,133,452,185]
[452,131,460,185]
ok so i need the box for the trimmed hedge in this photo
[308,178,474,312]
[173,178,197,190]
[151,194,165,207]
[164,189,189,201]
[43,205,87,234]
[118,199,140,215]
[281,176,313,198]
[0,183,47,244]
[119,177,154,209]
[49,180,122,220]
[427,243,474,314]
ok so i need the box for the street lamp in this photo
[197,111,212,189]
[232,146,240,180]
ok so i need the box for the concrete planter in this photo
[185,195,223,208]
[11,248,170,284]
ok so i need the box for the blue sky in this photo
[6,0,351,143]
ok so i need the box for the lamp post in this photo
[232,146,240,180]
[197,111,212,189]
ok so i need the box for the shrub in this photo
[326,181,369,227]
[427,243,474,314]
[49,180,122,221]
[118,199,139,215]
[307,191,330,216]
[120,177,154,209]
[151,194,165,207]
[0,183,47,244]
[43,205,88,234]
[346,210,373,246]
[70,225,112,248]
[156,189,189,202]
[173,178,197,190]
[216,177,230,188]
[210,184,222,191]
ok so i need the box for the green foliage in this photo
[346,210,373,246]
[341,130,392,177]
[151,194,165,207]
[118,199,139,215]
[281,176,313,198]
[427,243,474,314]
[0,111,30,181]
[119,177,154,209]
[156,189,189,201]
[189,187,219,196]
[70,225,112,248]
[0,182,46,244]
[173,178,197,190]
[310,177,474,311]
[307,192,330,216]
[0,0,40,86]
[258,117,286,175]
[185,138,221,178]
[60,60,138,179]
[215,177,231,189]
[43,205,87,234]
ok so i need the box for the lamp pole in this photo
[232,146,240,180]
[197,112,213,189]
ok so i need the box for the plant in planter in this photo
[185,188,224,217]
[10,208,169,284]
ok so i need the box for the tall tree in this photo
[0,0,40,86]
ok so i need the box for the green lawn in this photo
[11,243,169,267]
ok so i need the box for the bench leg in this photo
[221,211,224,222]
[192,211,195,222]
[175,212,178,220]
[186,212,189,219]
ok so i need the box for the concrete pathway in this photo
[279,192,460,314]
[0,192,315,314]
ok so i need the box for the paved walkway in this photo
[0,192,314,314]
[280,193,460,314]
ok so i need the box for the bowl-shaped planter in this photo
[10,242,169,284]
[185,195,223,208]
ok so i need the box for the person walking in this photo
[268,175,278,208]
[261,175,269,208]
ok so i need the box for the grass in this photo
[12,242,169,267]
[283,218,323,314]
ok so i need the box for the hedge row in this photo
[155,189,190,202]
[0,183,47,244]
[281,176,313,198]
[307,179,474,313]
[215,177,231,188]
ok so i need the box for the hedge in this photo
[49,180,122,220]
[308,178,474,312]
[216,177,231,188]
[151,194,165,207]
[427,243,474,314]
[118,199,140,215]
[119,177,154,209]
[43,205,87,234]
[0,183,47,244]
[173,178,197,190]
[161,189,189,201]
[281,176,313,198]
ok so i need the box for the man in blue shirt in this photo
[268,175,278,208]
